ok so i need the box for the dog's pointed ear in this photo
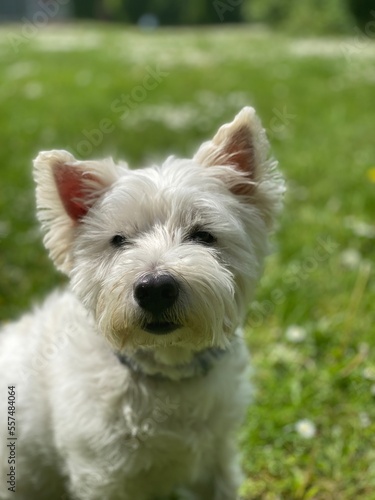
[193,107,265,194]
[33,150,120,274]
[193,107,284,226]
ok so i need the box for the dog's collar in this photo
[115,347,227,381]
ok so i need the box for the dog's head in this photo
[34,107,284,360]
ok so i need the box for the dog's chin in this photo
[107,321,217,354]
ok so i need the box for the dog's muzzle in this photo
[134,273,181,334]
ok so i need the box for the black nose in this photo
[134,273,180,315]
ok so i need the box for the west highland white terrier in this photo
[0,107,284,500]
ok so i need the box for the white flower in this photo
[345,216,375,238]
[267,344,302,365]
[340,249,362,269]
[285,325,307,343]
[295,419,316,439]
[363,366,375,381]
[359,413,371,428]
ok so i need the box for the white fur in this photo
[0,107,284,500]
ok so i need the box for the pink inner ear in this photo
[225,126,255,178]
[53,165,92,222]
[221,125,256,196]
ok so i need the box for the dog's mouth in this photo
[144,321,180,335]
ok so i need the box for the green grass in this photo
[1,24,375,499]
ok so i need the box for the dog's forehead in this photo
[119,160,223,192]
[110,161,227,208]
[96,160,239,233]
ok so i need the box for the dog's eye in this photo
[111,234,128,248]
[189,230,216,246]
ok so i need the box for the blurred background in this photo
[0,0,374,32]
[0,1,374,498]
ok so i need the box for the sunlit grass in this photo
[0,24,374,498]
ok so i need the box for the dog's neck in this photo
[116,345,228,381]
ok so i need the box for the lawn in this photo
[0,23,374,499]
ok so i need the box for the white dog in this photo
[0,107,283,500]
